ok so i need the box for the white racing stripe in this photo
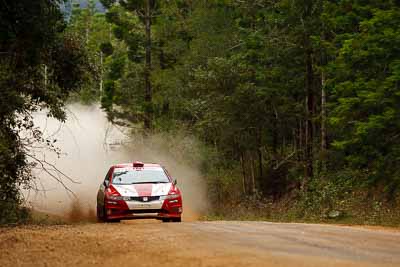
[113,183,172,210]
[113,183,171,197]
[113,184,139,196]
[151,183,171,196]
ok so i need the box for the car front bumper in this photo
[105,198,182,220]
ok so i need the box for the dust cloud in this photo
[26,103,207,222]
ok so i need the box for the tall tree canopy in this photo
[94,0,400,205]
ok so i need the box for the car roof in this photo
[113,163,162,168]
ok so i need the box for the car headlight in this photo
[108,195,130,201]
[160,194,180,200]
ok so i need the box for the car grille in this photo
[120,209,168,215]
[128,196,160,202]
[131,209,165,214]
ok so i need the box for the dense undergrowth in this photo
[205,185,400,226]
[134,130,400,226]
[202,164,400,226]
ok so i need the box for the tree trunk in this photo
[240,152,246,195]
[298,120,303,162]
[85,20,89,45]
[99,51,103,101]
[144,0,152,131]
[303,0,314,182]
[44,64,48,89]
[321,69,327,171]
[257,127,263,181]
[304,45,314,181]
[250,154,256,194]
[272,105,278,168]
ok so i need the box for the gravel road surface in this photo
[1,220,399,267]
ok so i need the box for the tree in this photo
[101,0,158,130]
[67,0,112,102]
[329,1,400,195]
[89,0,400,212]
[0,0,93,224]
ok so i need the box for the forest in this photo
[0,0,399,225]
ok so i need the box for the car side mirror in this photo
[103,180,109,188]
[173,179,177,186]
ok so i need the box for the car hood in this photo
[112,183,172,197]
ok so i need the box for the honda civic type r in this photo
[96,161,182,222]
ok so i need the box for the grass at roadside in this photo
[201,213,400,227]
[201,192,400,227]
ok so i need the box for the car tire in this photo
[103,208,120,223]
[96,205,105,223]
[107,219,121,223]
[161,218,171,223]
[171,217,181,223]
[97,206,120,223]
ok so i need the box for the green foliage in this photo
[100,42,114,56]
[66,2,114,103]
[329,2,400,194]
[0,0,92,224]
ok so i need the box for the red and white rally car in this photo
[96,161,182,222]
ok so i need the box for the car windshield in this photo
[112,167,170,185]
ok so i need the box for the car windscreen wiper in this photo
[113,171,128,178]
[129,181,169,184]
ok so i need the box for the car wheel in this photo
[161,218,170,223]
[171,217,181,223]
[97,206,120,223]
[107,219,121,223]
[96,205,105,222]
[102,207,120,223]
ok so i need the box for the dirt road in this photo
[1,220,399,267]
